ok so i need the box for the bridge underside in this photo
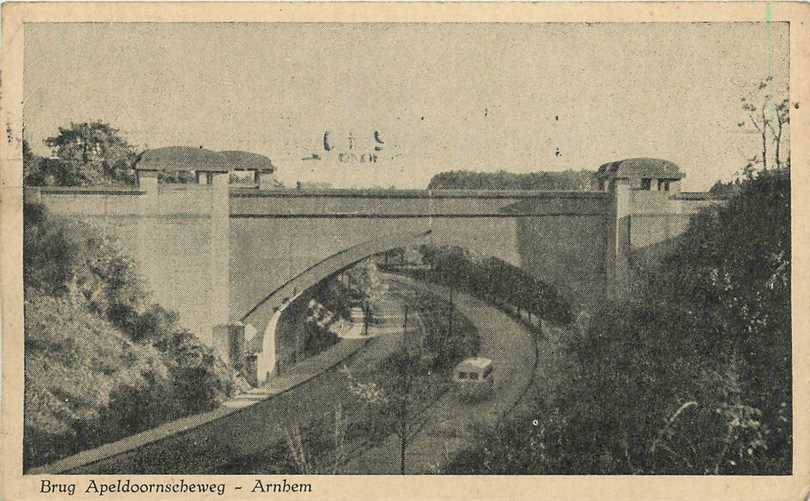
[238,228,433,338]
[234,218,610,333]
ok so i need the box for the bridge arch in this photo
[237,222,591,386]
[239,229,434,384]
[26,158,723,381]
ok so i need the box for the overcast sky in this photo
[24,22,788,190]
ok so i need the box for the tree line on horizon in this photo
[427,169,593,191]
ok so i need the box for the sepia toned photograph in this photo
[1,3,808,499]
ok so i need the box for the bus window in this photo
[469,373,479,381]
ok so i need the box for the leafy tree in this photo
[23,294,174,469]
[314,277,353,320]
[346,349,437,474]
[22,139,42,185]
[285,404,348,474]
[559,299,770,474]
[37,121,138,185]
[23,140,72,187]
[90,370,180,439]
[418,244,438,270]
[444,405,569,474]
[344,258,388,306]
[416,244,572,325]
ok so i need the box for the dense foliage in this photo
[444,167,791,474]
[427,169,592,191]
[396,282,481,373]
[344,259,389,306]
[406,245,573,325]
[638,166,791,472]
[314,258,390,327]
[24,122,139,186]
[23,204,235,470]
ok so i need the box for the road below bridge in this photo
[342,274,537,474]
[213,274,537,474]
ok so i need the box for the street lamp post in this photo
[448,285,454,341]
[402,304,409,349]
[399,303,411,475]
[363,299,370,337]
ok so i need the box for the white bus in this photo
[452,357,495,400]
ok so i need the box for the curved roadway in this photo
[344,274,537,474]
[218,275,536,474]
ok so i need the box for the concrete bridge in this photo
[25,156,723,385]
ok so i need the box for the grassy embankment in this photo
[23,204,235,470]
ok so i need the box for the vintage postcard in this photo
[1,2,809,500]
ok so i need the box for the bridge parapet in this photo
[231,187,612,198]
[230,188,612,218]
